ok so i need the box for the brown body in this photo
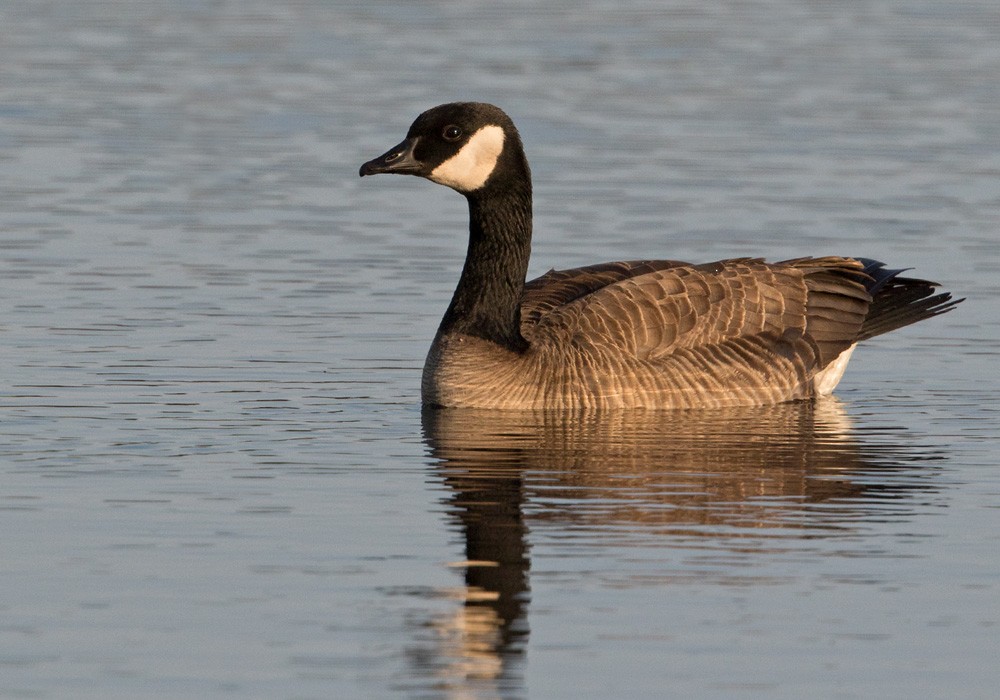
[423,257,950,409]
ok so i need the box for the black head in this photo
[359,102,529,195]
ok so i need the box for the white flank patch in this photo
[813,343,857,396]
[429,125,505,192]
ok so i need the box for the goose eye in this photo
[442,125,463,142]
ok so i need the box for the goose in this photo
[359,102,960,409]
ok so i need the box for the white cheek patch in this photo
[429,125,505,192]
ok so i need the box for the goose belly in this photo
[421,334,825,410]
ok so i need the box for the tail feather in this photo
[856,259,962,341]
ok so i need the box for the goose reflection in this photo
[416,399,939,696]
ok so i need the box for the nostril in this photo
[360,139,417,177]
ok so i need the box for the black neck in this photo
[437,181,532,352]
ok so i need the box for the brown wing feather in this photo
[778,257,871,367]
[525,257,874,374]
[520,260,688,332]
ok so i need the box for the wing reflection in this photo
[416,399,941,696]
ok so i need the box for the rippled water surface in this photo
[1,1,998,698]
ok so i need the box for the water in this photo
[1,1,998,698]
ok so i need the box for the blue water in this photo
[1,1,998,698]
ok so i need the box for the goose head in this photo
[359,102,529,195]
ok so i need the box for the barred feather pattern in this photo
[422,256,958,409]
